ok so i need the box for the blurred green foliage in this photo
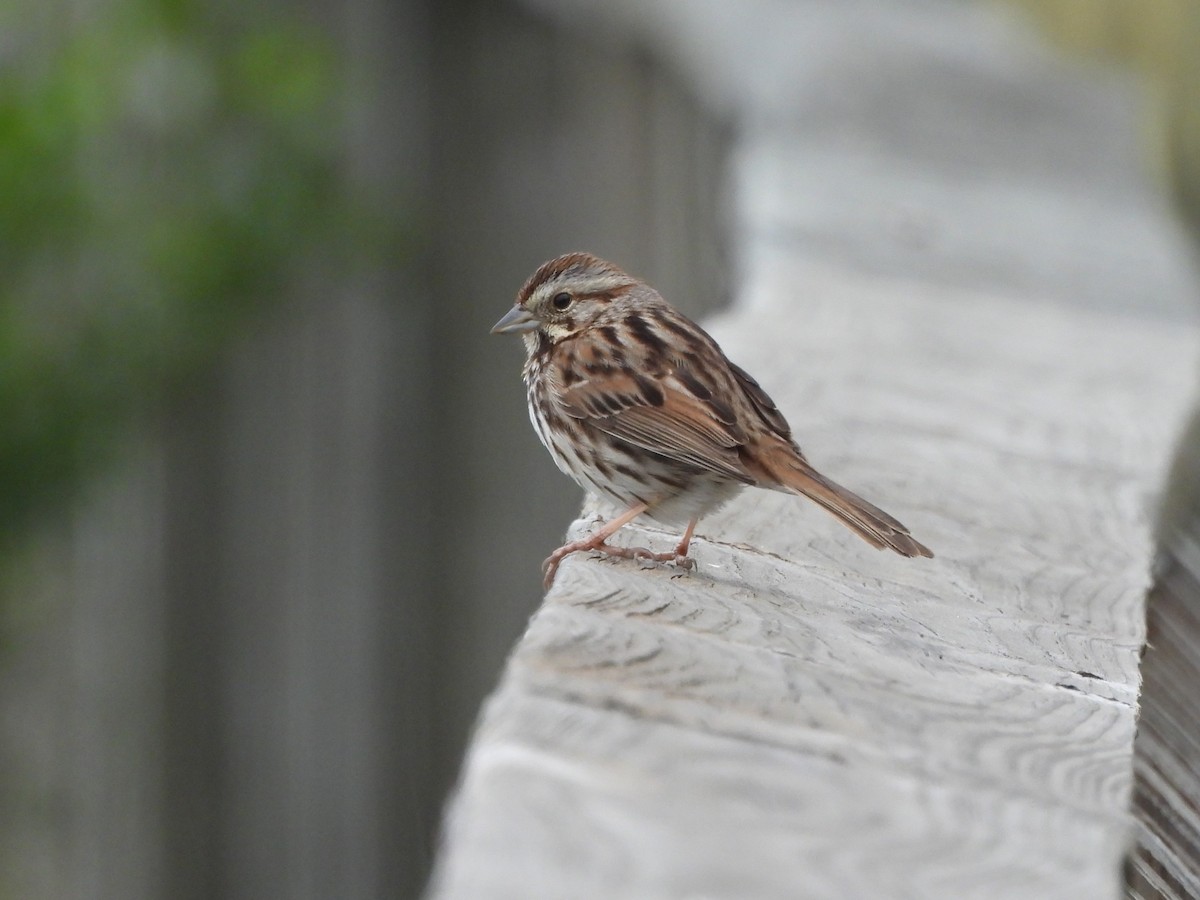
[1008,0,1200,233]
[0,0,387,555]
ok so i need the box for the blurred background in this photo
[0,1,1197,898]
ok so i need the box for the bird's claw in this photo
[671,555,696,576]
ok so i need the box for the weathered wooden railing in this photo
[428,3,1200,897]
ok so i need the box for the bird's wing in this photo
[556,356,756,484]
[727,360,796,448]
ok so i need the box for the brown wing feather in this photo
[728,360,794,445]
[770,457,934,558]
[553,331,756,484]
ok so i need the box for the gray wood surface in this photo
[429,2,1200,898]
[430,262,1198,900]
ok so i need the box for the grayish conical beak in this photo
[490,305,539,335]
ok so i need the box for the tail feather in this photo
[777,461,933,559]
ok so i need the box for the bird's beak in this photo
[490,305,539,335]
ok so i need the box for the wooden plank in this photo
[430,2,1200,897]
[431,262,1197,899]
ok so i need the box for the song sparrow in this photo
[492,252,933,589]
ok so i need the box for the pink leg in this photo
[542,502,648,589]
[542,509,701,589]
[662,517,699,576]
[675,517,698,559]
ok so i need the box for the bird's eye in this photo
[551,292,572,311]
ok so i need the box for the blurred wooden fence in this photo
[4,1,1200,898]
[0,1,727,897]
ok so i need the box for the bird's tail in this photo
[774,460,933,558]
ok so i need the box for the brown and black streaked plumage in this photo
[492,252,932,588]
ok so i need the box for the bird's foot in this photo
[542,537,638,589]
[542,540,694,588]
[623,546,695,576]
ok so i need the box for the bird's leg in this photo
[636,517,697,575]
[542,502,649,589]
[542,507,705,588]
[672,517,699,572]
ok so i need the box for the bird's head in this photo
[491,252,640,352]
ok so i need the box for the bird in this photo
[491,252,932,589]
